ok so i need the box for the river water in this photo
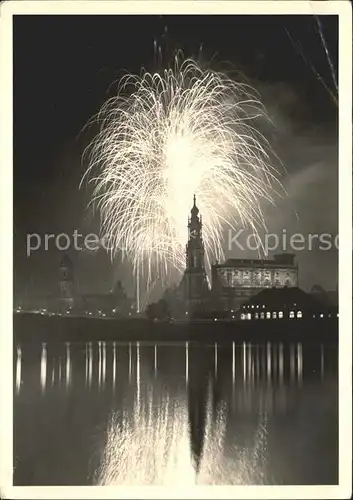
[13,340,338,485]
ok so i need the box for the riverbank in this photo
[14,312,338,344]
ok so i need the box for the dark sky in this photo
[13,15,338,299]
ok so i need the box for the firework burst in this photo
[81,53,283,281]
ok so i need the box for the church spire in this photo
[191,194,199,218]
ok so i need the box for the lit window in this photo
[266,312,271,319]
[260,312,265,319]
[252,305,254,309]
[262,305,265,308]
[255,313,259,319]
[320,314,324,318]
[279,311,283,319]
[337,313,339,318]
[241,314,246,320]
[289,311,295,319]
[273,312,277,319]
[247,313,252,320]
[297,311,302,318]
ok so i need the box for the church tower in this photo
[184,195,209,315]
[59,254,75,309]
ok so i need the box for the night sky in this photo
[14,15,338,299]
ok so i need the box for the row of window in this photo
[243,303,298,309]
[241,311,290,320]
[241,311,337,320]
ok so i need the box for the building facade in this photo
[211,253,298,312]
[59,257,134,317]
[15,255,134,317]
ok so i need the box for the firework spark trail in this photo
[314,15,338,94]
[82,54,283,282]
[285,25,338,106]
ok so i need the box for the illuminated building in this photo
[211,253,298,311]
[237,286,337,320]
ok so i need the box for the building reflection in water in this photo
[14,340,334,485]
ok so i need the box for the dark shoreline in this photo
[14,313,338,345]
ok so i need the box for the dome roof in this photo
[60,254,72,268]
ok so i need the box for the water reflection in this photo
[232,342,235,383]
[15,346,22,395]
[128,342,132,382]
[14,340,338,486]
[40,343,47,393]
[15,341,332,401]
[321,344,324,381]
[65,342,71,389]
[112,342,116,391]
[154,344,157,377]
[88,342,93,388]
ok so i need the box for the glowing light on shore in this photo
[82,54,282,280]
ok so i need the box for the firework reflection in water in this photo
[96,382,268,485]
